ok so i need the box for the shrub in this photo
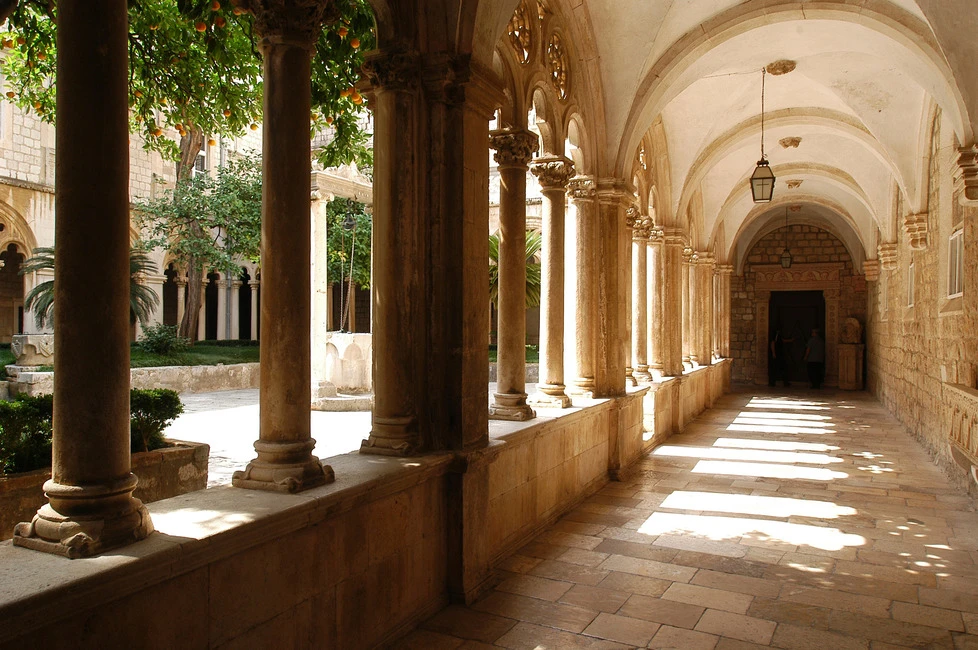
[130,388,184,453]
[137,323,190,356]
[0,394,53,474]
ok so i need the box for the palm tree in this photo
[20,247,161,330]
[488,229,542,309]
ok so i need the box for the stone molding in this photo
[903,212,929,250]
[863,259,880,282]
[717,264,734,276]
[233,0,339,48]
[530,156,574,190]
[489,128,538,169]
[361,49,421,92]
[752,262,844,290]
[954,144,978,205]
[878,242,898,270]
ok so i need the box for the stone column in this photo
[230,280,242,340]
[567,176,596,395]
[232,1,334,492]
[310,191,332,394]
[250,280,259,340]
[693,254,714,366]
[197,282,207,341]
[682,247,692,368]
[175,278,187,329]
[623,210,635,387]
[717,265,733,358]
[647,228,664,376]
[488,128,537,421]
[629,212,652,382]
[13,0,152,556]
[216,277,228,341]
[594,181,629,397]
[528,156,574,408]
[145,274,166,327]
[661,231,686,377]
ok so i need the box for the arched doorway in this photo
[0,243,25,342]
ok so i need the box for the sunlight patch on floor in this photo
[660,491,858,519]
[733,416,836,431]
[637,511,867,551]
[691,460,849,481]
[736,411,833,421]
[745,399,830,411]
[726,422,836,435]
[654,445,843,465]
[713,438,840,452]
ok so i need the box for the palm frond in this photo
[23,280,53,329]
[19,247,54,276]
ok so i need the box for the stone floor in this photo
[396,387,978,650]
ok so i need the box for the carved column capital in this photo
[361,48,421,92]
[717,264,734,276]
[531,156,575,190]
[232,0,339,49]
[878,242,898,270]
[566,175,596,202]
[955,144,978,205]
[489,128,538,169]
[625,207,653,239]
[648,226,664,243]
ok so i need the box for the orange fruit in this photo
[350,38,360,49]
[215,16,226,28]
[325,116,334,125]
[152,128,163,136]
[16,37,24,45]
[208,138,217,146]
[195,21,207,32]
[337,27,348,37]
[250,123,258,131]
[211,1,221,9]
[5,91,14,98]
[351,92,362,105]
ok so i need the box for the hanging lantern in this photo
[750,67,775,203]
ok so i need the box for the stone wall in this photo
[730,225,867,384]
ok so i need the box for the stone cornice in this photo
[489,128,538,169]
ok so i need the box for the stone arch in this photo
[565,113,591,176]
[528,84,559,155]
[614,0,972,177]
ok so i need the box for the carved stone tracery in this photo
[507,0,533,64]
[547,33,569,100]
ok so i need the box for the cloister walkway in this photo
[398,388,978,649]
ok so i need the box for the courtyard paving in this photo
[397,387,978,650]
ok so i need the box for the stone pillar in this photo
[717,265,733,358]
[647,228,664,376]
[230,280,242,340]
[13,0,153,556]
[216,278,228,341]
[693,254,714,367]
[232,1,333,492]
[567,176,597,396]
[661,232,685,377]
[250,281,260,340]
[311,191,332,394]
[359,50,425,454]
[622,210,635,387]
[145,274,166,327]
[488,128,537,421]
[528,156,574,408]
[593,181,629,397]
[681,247,692,368]
[197,282,206,341]
[175,278,187,329]
[629,212,652,382]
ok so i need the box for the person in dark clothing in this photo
[804,328,825,388]
[769,329,791,387]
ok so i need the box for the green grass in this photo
[129,343,260,368]
[488,344,539,364]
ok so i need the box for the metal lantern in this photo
[751,159,775,203]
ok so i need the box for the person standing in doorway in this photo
[769,329,791,387]
[804,328,825,389]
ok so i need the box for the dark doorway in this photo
[769,290,825,383]
[163,263,179,326]
[205,272,219,340]
[238,268,251,340]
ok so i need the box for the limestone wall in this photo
[730,225,867,384]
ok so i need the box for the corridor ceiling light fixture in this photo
[750,67,775,203]
[780,205,792,268]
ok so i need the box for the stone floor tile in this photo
[691,569,782,599]
[828,610,955,648]
[594,538,681,563]
[518,541,568,560]
[456,642,498,650]
[715,638,771,650]
[919,588,978,614]
[552,520,609,537]
[953,633,978,649]
[559,548,612,567]
[694,609,776,645]
[595,571,672,597]
[770,623,869,650]
[528,559,611,586]
[582,612,662,646]
[472,591,598,634]
[495,574,574,601]
[559,584,632,613]
[422,605,517,643]
[597,554,698,582]
[662,582,754,614]
[618,594,706,629]
[780,585,891,617]
[891,601,966,631]
[747,597,832,629]
[496,554,543,574]
[653,534,749,558]
[537,530,605,550]
[493,621,631,650]
[391,628,465,649]
[649,625,719,650]
[963,612,978,634]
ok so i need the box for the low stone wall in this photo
[0,440,209,541]
[488,362,539,383]
[7,363,260,397]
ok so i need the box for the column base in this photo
[625,366,638,387]
[634,367,653,383]
[489,392,536,421]
[232,440,333,493]
[12,476,153,559]
[361,415,418,456]
[527,385,572,409]
[567,377,595,398]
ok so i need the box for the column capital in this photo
[489,128,538,169]
[955,143,978,205]
[361,48,421,93]
[717,264,734,276]
[863,258,880,282]
[692,251,715,266]
[174,278,188,288]
[878,241,898,270]
[682,246,695,262]
[233,0,339,50]
[566,175,596,202]
[249,280,261,289]
[530,155,575,190]
[625,207,653,239]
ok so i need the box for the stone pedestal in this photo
[839,344,864,390]
[11,334,54,366]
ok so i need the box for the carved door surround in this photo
[753,263,843,387]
